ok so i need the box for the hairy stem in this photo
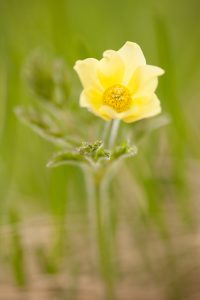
[84,168,116,300]
[109,119,120,149]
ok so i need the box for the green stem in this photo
[102,121,112,147]
[83,118,121,299]
[84,168,116,300]
[109,119,120,149]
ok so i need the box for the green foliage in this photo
[47,140,137,169]
[77,140,110,163]
[47,151,87,168]
[111,143,137,160]
[15,106,69,146]
[25,51,70,107]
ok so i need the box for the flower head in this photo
[74,42,164,123]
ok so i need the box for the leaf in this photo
[95,148,110,161]
[24,50,70,107]
[111,143,138,161]
[15,106,70,146]
[77,140,111,163]
[78,140,103,155]
[47,151,87,168]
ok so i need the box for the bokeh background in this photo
[0,0,200,299]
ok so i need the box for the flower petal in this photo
[74,42,164,123]
[98,50,125,88]
[123,94,161,123]
[128,65,165,95]
[80,91,89,107]
[99,105,119,120]
[99,105,139,121]
[80,88,103,114]
[118,41,146,84]
[97,93,161,123]
[74,58,103,90]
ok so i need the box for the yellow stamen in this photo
[103,84,132,112]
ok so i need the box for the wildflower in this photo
[74,42,164,123]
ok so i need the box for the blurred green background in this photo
[0,0,200,299]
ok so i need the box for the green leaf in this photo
[111,143,137,161]
[95,147,110,161]
[77,140,111,163]
[24,50,70,107]
[47,151,87,168]
[47,141,137,169]
[15,107,69,146]
[78,140,103,155]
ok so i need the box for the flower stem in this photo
[84,168,116,300]
[109,119,120,149]
[102,121,112,145]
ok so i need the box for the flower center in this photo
[103,84,132,112]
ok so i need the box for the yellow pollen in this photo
[103,84,132,112]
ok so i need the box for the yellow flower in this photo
[74,42,164,123]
